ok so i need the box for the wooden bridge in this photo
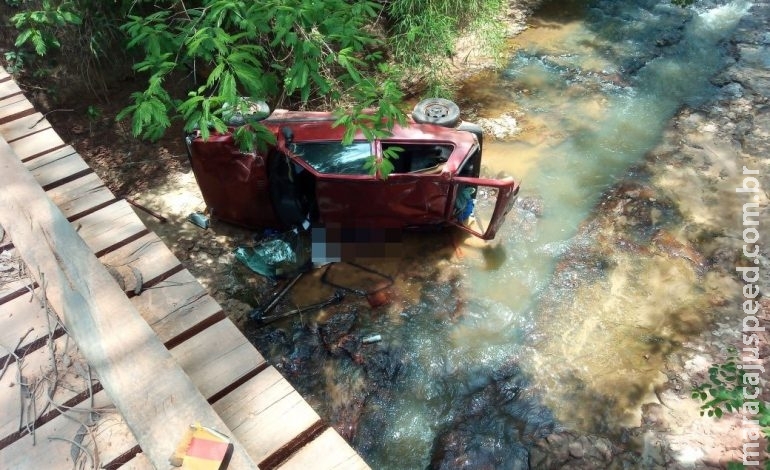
[0,66,370,469]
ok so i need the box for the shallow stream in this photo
[251,0,753,467]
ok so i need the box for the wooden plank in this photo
[1,389,139,469]
[116,452,154,469]
[0,97,35,122]
[276,429,370,470]
[169,318,266,400]
[8,128,65,161]
[25,148,90,189]
[99,232,182,290]
[0,136,259,469]
[0,335,94,441]
[0,245,33,302]
[213,366,322,464]
[0,280,33,305]
[0,94,25,110]
[0,112,51,142]
[0,286,54,358]
[0,319,263,466]
[23,145,77,172]
[0,68,9,81]
[129,269,223,345]
[0,81,24,104]
[71,200,147,257]
[46,172,115,221]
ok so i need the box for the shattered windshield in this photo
[290,141,372,175]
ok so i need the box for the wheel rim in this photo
[425,103,450,119]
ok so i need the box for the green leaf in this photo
[14,29,33,48]
[379,157,395,179]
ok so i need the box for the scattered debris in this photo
[234,229,309,278]
[321,262,393,308]
[361,334,381,344]
[251,290,345,325]
[169,423,233,468]
[187,211,209,229]
[249,272,304,321]
[125,197,167,223]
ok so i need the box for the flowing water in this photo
[253,0,753,467]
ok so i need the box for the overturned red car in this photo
[184,99,519,240]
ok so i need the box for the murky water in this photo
[250,0,752,467]
[455,0,750,438]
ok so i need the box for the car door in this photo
[381,139,520,240]
[447,175,520,240]
[277,137,452,230]
[376,140,454,228]
[279,139,383,227]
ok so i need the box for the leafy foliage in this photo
[11,0,82,56]
[385,0,507,97]
[692,348,770,468]
[4,0,509,178]
[7,0,143,96]
[114,0,411,176]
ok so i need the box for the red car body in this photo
[185,110,519,240]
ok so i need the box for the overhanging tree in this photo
[115,0,406,157]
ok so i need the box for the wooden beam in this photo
[0,136,259,469]
[7,128,65,161]
[275,429,371,470]
[0,78,21,100]
[0,94,25,109]
[0,112,51,142]
[45,172,114,221]
[170,318,266,400]
[213,366,322,464]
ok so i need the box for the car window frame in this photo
[280,139,377,180]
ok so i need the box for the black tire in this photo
[223,98,271,127]
[412,98,461,127]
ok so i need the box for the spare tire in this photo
[412,98,461,127]
[222,97,271,127]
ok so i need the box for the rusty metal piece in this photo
[124,197,167,223]
[252,289,345,325]
[249,272,304,321]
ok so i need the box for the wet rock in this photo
[741,107,770,156]
[531,431,619,469]
[641,402,668,430]
[641,431,669,467]
[568,441,584,458]
[419,278,462,320]
[429,421,530,470]
[276,325,326,378]
[427,364,555,469]
[319,310,357,349]
[336,333,363,359]
[219,298,253,329]
[651,230,706,275]
[476,113,521,140]
[363,348,402,384]
[516,195,544,217]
